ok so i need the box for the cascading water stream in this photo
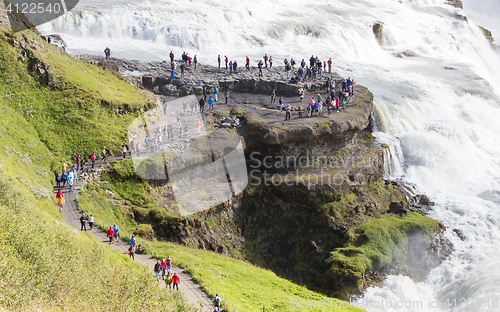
[38,1,500,311]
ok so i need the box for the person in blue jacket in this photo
[112,223,120,242]
[207,96,215,110]
[170,70,176,84]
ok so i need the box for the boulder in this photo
[388,201,408,216]
[162,84,179,96]
[136,242,150,254]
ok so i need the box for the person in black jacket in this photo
[154,260,162,282]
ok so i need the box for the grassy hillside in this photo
[0,24,191,310]
[0,27,153,164]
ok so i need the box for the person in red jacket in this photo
[106,226,114,244]
[56,189,64,213]
[161,258,168,280]
[172,273,180,291]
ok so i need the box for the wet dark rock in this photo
[453,228,466,241]
[388,201,409,216]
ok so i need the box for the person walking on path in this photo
[218,55,221,69]
[76,154,81,171]
[208,96,214,110]
[214,86,219,102]
[298,87,304,102]
[55,172,62,188]
[279,96,284,112]
[155,260,162,282]
[91,152,96,169]
[199,97,206,113]
[112,223,120,242]
[106,226,114,243]
[68,170,74,192]
[100,146,107,163]
[56,189,64,213]
[172,273,180,290]
[166,256,173,274]
[193,55,198,70]
[80,213,87,232]
[161,259,168,280]
[88,214,94,230]
[128,244,135,260]
[62,162,67,173]
[180,63,185,77]
[271,89,276,104]
[203,86,207,101]
[196,119,201,135]
[165,273,172,290]
[224,89,230,104]
[213,294,221,310]
[61,172,67,188]
[129,234,137,248]
[122,145,127,159]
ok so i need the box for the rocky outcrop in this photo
[446,0,463,9]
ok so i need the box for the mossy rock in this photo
[479,26,494,44]
[134,224,155,239]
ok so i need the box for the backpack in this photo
[66,174,70,182]
[214,297,220,305]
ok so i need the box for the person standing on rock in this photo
[279,96,284,112]
[88,214,94,230]
[269,55,273,68]
[104,47,111,60]
[271,89,276,104]
[258,60,263,76]
[246,56,250,70]
[80,213,87,232]
[169,51,174,63]
[218,55,221,69]
[172,273,180,290]
[106,226,114,243]
[263,54,268,68]
[208,96,214,110]
[56,188,64,213]
[170,70,176,84]
[327,58,332,73]
[76,154,81,171]
[229,61,233,74]
[233,60,238,73]
[155,260,162,282]
[171,61,176,72]
[285,104,291,120]
[193,55,198,70]
[203,86,207,101]
[214,86,219,102]
[224,89,230,104]
[224,55,228,69]
[180,63,185,77]
[285,62,291,79]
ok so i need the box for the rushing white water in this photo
[39,0,500,311]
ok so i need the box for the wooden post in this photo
[184,262,186,270]
[151,248,154,257]
[263,306,265,312]
[208,286,210,295]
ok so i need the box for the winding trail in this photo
[55,156,214,311]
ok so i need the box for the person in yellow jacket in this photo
[165,273,172,290]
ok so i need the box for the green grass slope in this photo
[0,24,191,310]
[0,27,153,164]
